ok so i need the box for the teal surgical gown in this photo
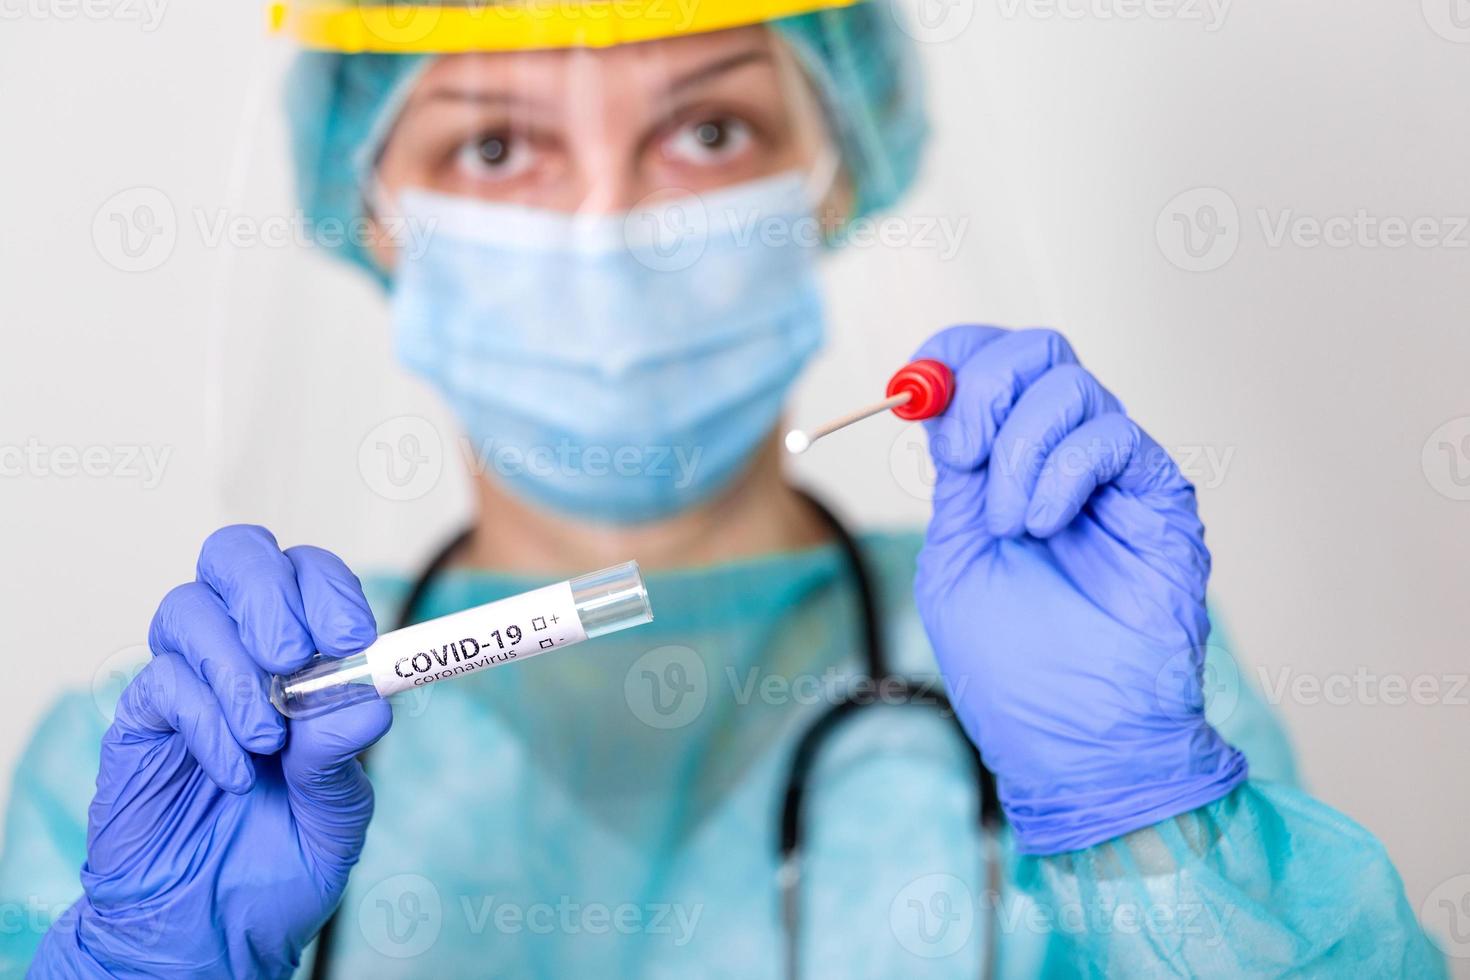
[0,533,1445,976]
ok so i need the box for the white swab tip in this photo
[784,430,811,455]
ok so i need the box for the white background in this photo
[2,0,1469,968]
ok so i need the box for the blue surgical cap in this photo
[285,2,928,283]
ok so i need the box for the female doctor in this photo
[7,0,1444,975]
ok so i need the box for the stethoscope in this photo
[310,490,1003,980]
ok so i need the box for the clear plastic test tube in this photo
[270,560,652,719]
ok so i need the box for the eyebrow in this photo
[421,90,548,111]
[665,49,774,94]
[415,48,773,110]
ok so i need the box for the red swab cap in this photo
[886,359,955,421]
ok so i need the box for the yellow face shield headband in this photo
[269,0,864,53]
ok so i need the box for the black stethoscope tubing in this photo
[311,490,1002,979]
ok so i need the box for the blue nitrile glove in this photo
[32,526,392,979]
[913,326,1248,855]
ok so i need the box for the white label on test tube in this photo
[366,582,588,697]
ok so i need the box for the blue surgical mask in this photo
[389,172,826,524]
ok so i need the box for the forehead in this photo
[408,25,783,94]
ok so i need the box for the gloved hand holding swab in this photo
[785,358,955,454]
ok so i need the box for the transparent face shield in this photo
[207,0,1011,897]
[212,0,1002,570]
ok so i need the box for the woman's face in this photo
[370,26,841,268]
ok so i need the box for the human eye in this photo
[452,129,539,184]
[661,115,755,168]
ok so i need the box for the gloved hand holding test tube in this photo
[271,560,653,718]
